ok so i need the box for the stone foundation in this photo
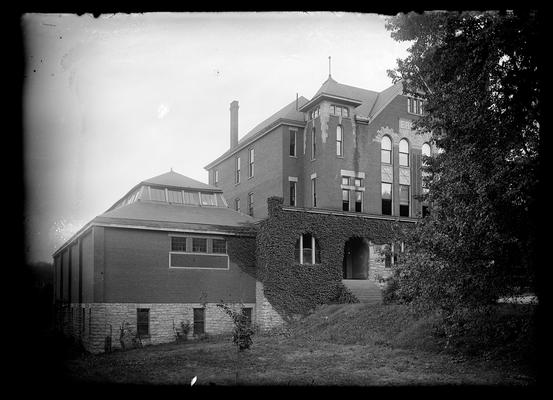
[56,302,255,354]
[255,281,285,331]
[368,243,393,285]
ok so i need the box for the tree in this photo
[384,11,541,317]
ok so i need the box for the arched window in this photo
[399,138,409,167]
[421,142,431,161]
[381,136,392,164]
[421,142,431,217]
[295,233,321,264]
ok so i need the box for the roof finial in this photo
[328,56,332,78]
[170,167,173,172]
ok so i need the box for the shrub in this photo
[216,303,255,351]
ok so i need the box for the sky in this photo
[22,12,412,263]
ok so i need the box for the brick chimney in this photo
[230,100,239,149]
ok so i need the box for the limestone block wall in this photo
[255,281,285,331]
[60,302,255,354]
[368,243,393,285]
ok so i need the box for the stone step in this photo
[342,279,383,304]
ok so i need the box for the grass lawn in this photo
[60,304,537,386]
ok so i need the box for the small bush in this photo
[217,303,255,351]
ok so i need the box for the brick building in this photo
[52,171,259,353]
[205,75,431,310]
[53,74,434,351]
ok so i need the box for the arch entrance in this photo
[342,237,370,279]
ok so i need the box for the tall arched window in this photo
[381,136,392,164]
[399,138,409,167]
[421,142,431,158]
[295,233,321,264]
[421,142,431,217]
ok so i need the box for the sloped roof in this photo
[142,170,219,192]
[239,96,309,145]
[97,201,258,228]
[364,80,404,119]
[204,96,308,169]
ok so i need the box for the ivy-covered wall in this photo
[257,197,413,319]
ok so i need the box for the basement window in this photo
[193,308,205,336]
[137,308,150,337]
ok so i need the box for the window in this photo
[289,129,297,157]
[137,308,149,337]
[382,183,392,215]
[421,142,431,195]
[354,178,362,187]
[167,189,183,204]
[248,148,254,178]
[241,308,252,327]
[150,187,166,202]
[310,106,320,120]
[192,238,207,253]
[235,198,240,212]
[200,192,217,206]
[399,184,409,217]
[311,177,317,207]
[422,205,430,218]
[354,191,362,212]
[381,136,392,164]
[171,237,187,252]
[183,191,199,205]
[331,104,349,117]
[214,170,219,185]
[408,97,424,115]
[341,176,349,186]
[212,239,227,254]
[235,156,241,184]
[193,308,205,336]
[422,143,431,159]
[311,127,316,160]
[294,233,321,264]
[399,139,409,167]
[336,125,343,156]
[289,181,297,206]
[342,189,350,211]
[248,192,254,216]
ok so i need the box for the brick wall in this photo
[208,125,285,218]
[102,228,256,304]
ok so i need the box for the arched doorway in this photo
[342,237,370,279]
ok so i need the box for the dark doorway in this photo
[342,237,370,279]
